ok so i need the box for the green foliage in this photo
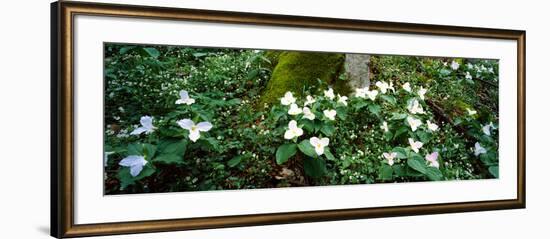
[276,143,297,165]
[104,44,499,194]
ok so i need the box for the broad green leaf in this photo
[336,107,347,120]
[276,143,298,165]
[353,100,369,110]
[393,165,406,177]
[489,166,499,178]
[392,147,408,159]
[143,47,160,58]
[298,139,317,158]
[368,104,381,117]
[407,156,427,174]
[158,139,187,155]
[383,131,393,141]
[416,131,430,143]
[393,126,409,139]
[143,144,157,160]
[119,46,135,54]
[154,139,187,164]
[313,120,323,133]
[380,95,397,105]
[246,69,259,80]
[324,149,336,161]
[320,124,335,136]
[117,166,155,189]
[425,167,443,181]
[303,158,326,178]
[300,119,314,132]
[379,165,393,181]
[127,143,143,155]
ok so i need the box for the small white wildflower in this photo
[323,109,337,121]
[451,61,460,70]
[280,91,296,105]
[324,88,335,100]
[288,103,303,115]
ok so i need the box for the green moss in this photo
[259,51,346,106]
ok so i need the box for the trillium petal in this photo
[288,120,298,129]
[482,125,491,135]
[320,138,329,147]
[179,90,189,100]
[129,164,144,177]
[130,127,147,135]
[196,122,213,132]
[189,129,201,142]
[140,116,154,129]
[177,119,194,130]
[284,130,295,139]
[119,155,145,167]
[310,137,320,146]
[314,146,324,155]
[295,128,304,137]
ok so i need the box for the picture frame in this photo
[51,1,526,238]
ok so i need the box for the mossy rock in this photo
[259,51,348,106]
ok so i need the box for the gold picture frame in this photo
[51,1,526,237]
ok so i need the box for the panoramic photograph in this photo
[103,43,499,195]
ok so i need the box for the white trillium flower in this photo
[119,155,148,177]
[323,109,337,121]
[418,87,427,100]
[337,95,348,106]
[355,87,368,98]
[302,107,316,120]
[427,120,439,132]
[177,119,213,142]
[407,116,422,132]
[310,137,330,156]
[408,138,423,153]
[381,121,389,132]
[375,81,390,94]
[324,88,336,100]
[175,90,195,105]
[304,95,316,106]
[465,72,472,80]
[130,116,156,135]
[474,142,487,156]
[365,90,378,101]
[288,103,303,115]
[383,152,397,166]
[284,120,304,140]
[466,108,477,116]
[407,99,425,115]
[280,91,296,105]
[402,82,412,92]
[451,61,460,70]
[425,152,439,168]
[482,124,492,136]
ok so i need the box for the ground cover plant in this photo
[104,43,499,194]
